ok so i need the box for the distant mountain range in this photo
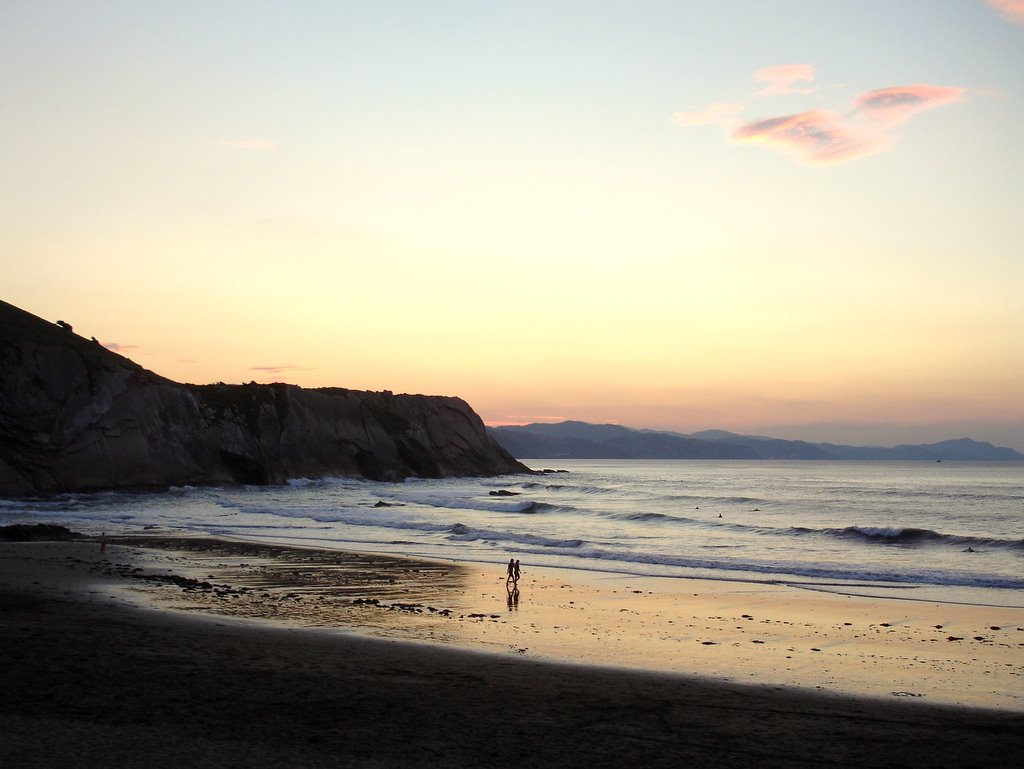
[487,421,1024,461]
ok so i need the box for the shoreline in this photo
[3,538,1024,769]
[125,536,1024,710]
[4,535,1023,708]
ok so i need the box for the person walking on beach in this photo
[513,559,521,583]
[506,557,516,585]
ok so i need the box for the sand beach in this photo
[2,536,1022,768]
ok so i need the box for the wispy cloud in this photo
[669,102,744,128]
[249,364,314,374]
[674,65,966,166]
[103,342,139,353]
[732,109,890,165]
[754,64,816,96]
[986,0,1024,25]
[731,85,965,165]
[853,85,966,124]
[221,138,277,151]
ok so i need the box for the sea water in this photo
[3,460,1022,606]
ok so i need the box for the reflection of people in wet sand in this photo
[506,584,519,610]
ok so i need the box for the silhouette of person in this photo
[506,557,515,585]
[513,559,521,583]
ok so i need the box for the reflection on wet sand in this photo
[109,536,474,635]
[97,535,1024,711]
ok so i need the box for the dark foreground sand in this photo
[2,539,1023,769]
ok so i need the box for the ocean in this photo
[3,460,1022,606]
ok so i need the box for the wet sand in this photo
[2,537,1023,768]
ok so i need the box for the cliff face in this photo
[0,300,528,495]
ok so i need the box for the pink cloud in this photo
[853,85,966,124]
[731,109,890,165]
[103,342,139,353]
[987,0,1024,24]
[669,102,744,128]
[754,64,816,96]
[674,64,966,166]
[730,83,965,165]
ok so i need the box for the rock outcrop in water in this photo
[0,300,528,495]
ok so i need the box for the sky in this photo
[2,1,1023,450]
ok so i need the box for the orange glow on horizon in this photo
[2,5,1020,451]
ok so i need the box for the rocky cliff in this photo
[0,300,528,495]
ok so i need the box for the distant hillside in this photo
[489,421,757,460]
[488,421,1024,461]
[814,438,1024,461]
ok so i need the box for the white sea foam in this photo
[3,460,1022,599]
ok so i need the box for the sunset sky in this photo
[3,1,1022,450]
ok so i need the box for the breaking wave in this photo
[792,525,1024,550]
